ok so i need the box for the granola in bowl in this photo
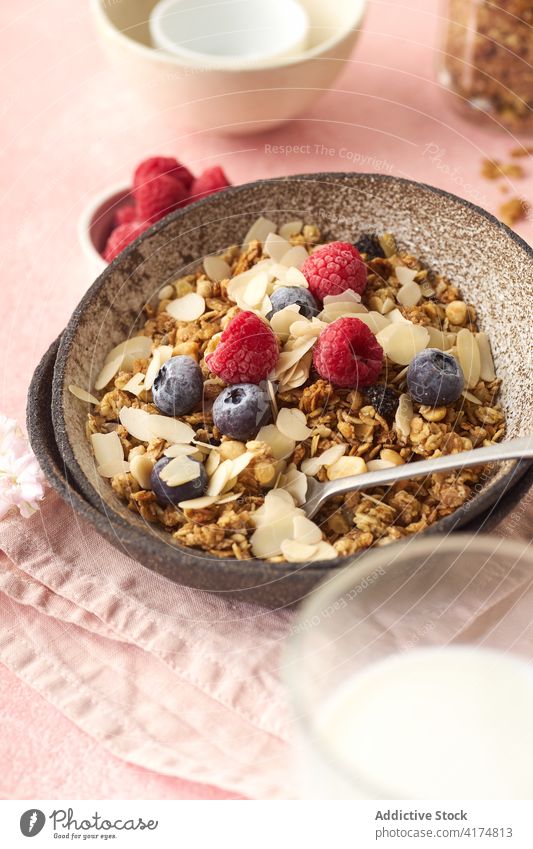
[72,218,505,564]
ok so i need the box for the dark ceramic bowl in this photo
[45,173,533,605]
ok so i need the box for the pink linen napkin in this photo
[0,491,293,799]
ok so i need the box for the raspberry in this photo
[133,156,194,191]
[205,311,278,384]
[191,166,231,202]
[114,204,136,226]
[134,172,189,224]
[301,241,367,304]
[313,317,383,388]
[103,221,146,262]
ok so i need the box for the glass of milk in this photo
[284,533,533,799]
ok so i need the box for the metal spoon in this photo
[302,436,533,520]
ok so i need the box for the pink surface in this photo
[1,0,531,800]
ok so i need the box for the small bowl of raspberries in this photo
[78,156,231,279]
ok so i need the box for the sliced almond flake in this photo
[267,380,278,418]
[323,290,362,307]
[130,454,155,489]
[97,460,131,478]
[377,323,429,365]
[475,332,496,382]
[243,216,277,246]
[280,539,318,563]
[396,281,422,307]
[164,443,202,458]
[158,284,176,301]
[284,266,309,288]
[289,318,323,339]
[327,456,367,480]
[392,365,409,385]
[104,335,152,365]
[256,424,296,460]
[319,303,369,323]
[293,514,323,544]
[193,439,219,451]
[380,297,396,315]
[222,475,238,495]
[281,362,311,390]
[366,459,396,472]
[230,451,254,478]
[166,292,205,322]
[205,450,221,476]
[179,494,220,510]
[252,489,297,528]
[426,326,452,351]
[395,266,419,287]
[280,245,309,269]
[259,294,273,316]
[241,271,269,307]
[355,311,391,335]
[280,465,308,505]
[308,541,337,561]
[268,262,289,284]
[217,492,241,505]
[380,449,405,465]
[388,308,410,324]
[276,407,312,441]
[279,220,303,240]
[118,406,152,442]
[264,232,291,262]
[206,458,234,496]
[148,415,195,445]
[68,385,100,405]
[121,372,146,397]
[160,455,201,487]
[95,355,124,391]
[144,345,173,391]
[301,443,347,476]
[91,431,124,469]
[271,337,316,379]
[251,515,297,558]
[270,304,301,337]
[395,393,413,439]
[203,255,231,282]
[461,390,482,405]
[456,328,481,388]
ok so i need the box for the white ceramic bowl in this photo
[78,184,131,280]
[149,0,310,68]
[90,0,367,135]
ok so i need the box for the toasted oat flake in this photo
[377,323,429,365]
[161,455,201,487]
[279,220,303,240]
[457,328,481,388]
[68,385,100,405]
[121,372,146,397]
[166,292,205,322]
[243,216,277,246]
[91,431,124,469]
[276,407,311,441]
[327,456,367,480]
[203,255,231,282]
[130,454,154,489]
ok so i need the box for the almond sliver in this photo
[121,372,146,397]
[284,266,309,288]
[203,255,231,282]
[130,454,155,489]
[104,336,152,365]
[164,443,203,458]
[91,430,124,469]
[264,232,291,262]
[276,407,311,441]
[97,460,130,478]
[270,304,301,337]
[293,514,322,544]
[476,332,496,382]
[206,458,234,496]
[395,266,419,286]
[68,385,100,405]
[119,407,153,442]
[279,220,303,240]
[457,328,481,388]
[161,455,201,487]
[327,456,367,480]
[148,415,195,444]
[230,451,254,478]
[94,355,124,391]
[243,271,269,307]
[256,424,296,460]
[179,495,220,510]
[377,323,429,365]
[166,292,205,322]
[396,281,422,307]
[243,216,277,246]
[281,245,309,269]
[144,345,173,391]
[281,539,318,563]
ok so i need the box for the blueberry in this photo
[364,384,399,423]
[212,383,272,440]
[354,233,386,259]
[407,349,465,406]
[151,456,207,507]
[267,286,318,320]
[152,355,203,416]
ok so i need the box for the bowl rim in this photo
[52,171,533,578]
[78,182,131,263]
[91,0,368,73]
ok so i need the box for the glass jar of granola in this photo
[438,0,533,132]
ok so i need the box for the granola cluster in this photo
[81,224,505,563]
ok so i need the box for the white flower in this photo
[0,415,45,520]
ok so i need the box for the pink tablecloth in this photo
[1,0,531,800]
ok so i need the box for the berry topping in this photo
[151,456,207,507]
[313,317,383,388]
[205,311,279,384]
[191,166,231,202]
[407,349,465,406]
[212,383,272,441]
[133,156,194,191]
[364,384,400,423]
[152,356,203,417]
[301,241,367,304]
[267,286,318,320]
[134,173,189,224]
[114,204,137,226]
[103,220,146,262]
[353,233,386,259]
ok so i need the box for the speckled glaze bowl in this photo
[46,173,533,606]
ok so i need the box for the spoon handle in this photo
[313,436,533,514]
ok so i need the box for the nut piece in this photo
[130,454,155,490]
[445,300,468,326]
[456,328,481,388]
[219,441,246,461]
[327,456,367,480]
[380,448,405,466]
